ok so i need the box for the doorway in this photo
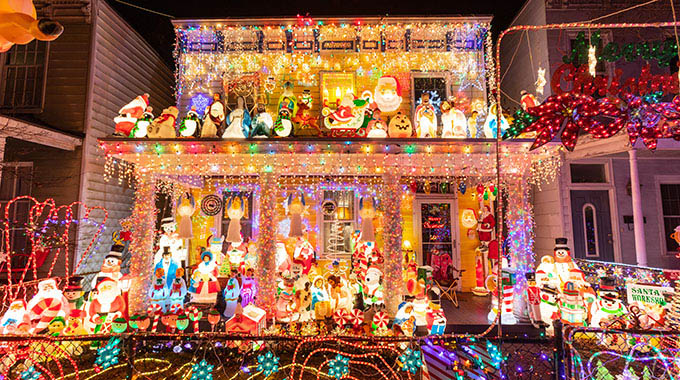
[570,190,615,262]
[414,197,459,287]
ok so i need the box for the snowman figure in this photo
[539,283,560,335]
[590,277,626,329]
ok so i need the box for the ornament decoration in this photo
[200,194,223,216]
[256,351,280,377]
[349,308,364,328]
[191,359,214,380]
[333,309,350,326]
[95,336,122,372]
[327,354,350,380]
[398,348,423,374]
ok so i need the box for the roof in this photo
[0,114,83,151]
[172,15,493,27]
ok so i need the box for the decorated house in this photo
[501,0,680,269]
[97,16,562,330]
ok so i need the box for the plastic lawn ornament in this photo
[111,317,127,333]
[191,359,214,380]
[458,182,466,195]
[207,309,220,331]
[95,337,122,371]
[128,314,139,330]
[176,314,189,331]
[256,351,280,377]
[399,348,423,374]
[187,306,203,332]
[327,354,350,379]
[20,366,41,380]
[0,0,64,53]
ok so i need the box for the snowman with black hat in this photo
[589,276,626,328]
[91,245,124,291]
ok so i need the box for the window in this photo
[582,203,599,257]
[411,73,449,129]
[0,163,33,271]
[0,40,48,111]
[660,184,680,253]
[570,163,607,183]
[222,192,254,243]
[321,190,357,259]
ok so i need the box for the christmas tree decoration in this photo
[95,336,122,371]
[398,348,423,374]
[190,359,214,380]
[504,109,537,139]
[256,351,280,377]
[327,354,350,380]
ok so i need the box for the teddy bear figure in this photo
[147,106,179,138]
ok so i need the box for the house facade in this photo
[501,0,680,269]
[0,0,173,279]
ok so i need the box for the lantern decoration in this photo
[94,337,122,372]
[398,348,423,374]
[190,359,214,380]
[256,351,280,377]
[327,354,350,380]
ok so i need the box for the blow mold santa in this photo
[114,93,150,137]
[27,279,70,333]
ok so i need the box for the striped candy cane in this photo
[186,306,202,333]
[148,304,162,332]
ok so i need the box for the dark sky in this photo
[108,0,528,66]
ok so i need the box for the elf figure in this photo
[590,277,626,328]
[201,93,225,138]
[223,269,241,318]
[415,92,437,138]
[63,309,87,336]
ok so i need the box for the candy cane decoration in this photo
[349,309,364,328]
[169,303,182,315]
[372,311,389,330]
[148,304,162,332]
[186,306,202,333]
[333,309,350,327]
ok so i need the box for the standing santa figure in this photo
[27,279,70,334]
[87,278,125,332]
[477,206,495,246]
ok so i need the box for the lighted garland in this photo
[255,173,278,316]
[382,173,403,314]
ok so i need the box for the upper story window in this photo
[0,40,48,112]
[321,190,357,260]
[660,184,680,255]
[570,163,607,183]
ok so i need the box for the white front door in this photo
[414,197,459,287]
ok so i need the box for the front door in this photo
[415,198,458,286]
[570,190,614,261]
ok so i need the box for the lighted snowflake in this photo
[398,348,423,374]
[95,337,121,371]
[191,359,214,380]
[256,351,280,377]
[189,93,211,118]
[21,366,41,380]
[327,354,350,379]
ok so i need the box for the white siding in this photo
[77,0,173,274]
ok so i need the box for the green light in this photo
[154,144,164,154]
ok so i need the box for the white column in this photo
[628,149,647,266]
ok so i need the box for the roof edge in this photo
[171,15,493,27]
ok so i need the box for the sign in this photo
[626,283,672,306]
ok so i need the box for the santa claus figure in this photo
[520,90,538,111]
[92,246,124,290]
[373,76,402,114]
[114,93,150,137]
[477,206,495,246]
[0,300,30,334]
[293,237,315,275]
[88,278,125,330]
[27,279,70,333]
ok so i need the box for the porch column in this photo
[127,177,158,314]
[382,172,403,315]
[628,149,647,266]
[256,172,278,317]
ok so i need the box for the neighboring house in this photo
[501,0,680,269]
[0,0,173,279]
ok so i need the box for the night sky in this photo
[108,0,528,66]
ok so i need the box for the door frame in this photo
[412,194,461,286]
[564,158,622,263]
